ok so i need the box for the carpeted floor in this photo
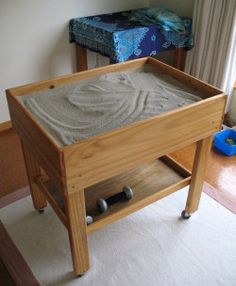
[0,186,236,286]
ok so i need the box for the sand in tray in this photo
[19,71,202,146]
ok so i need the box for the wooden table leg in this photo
[21,142,47,211]
[76,45,88,72]
[64,189,90,276]
[174,47,186,70]
[185,136,213,214]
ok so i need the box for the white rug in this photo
[1,187,236,286]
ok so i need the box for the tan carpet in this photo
[0,187,236,286]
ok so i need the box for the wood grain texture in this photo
[85,158,190,233]
[21,142,47,210]
[24,157,191,234]
[160,155,191,177]
[185,136,213,214]
[170,142,236,205]
[169,143,196,171]
[63,95,225,190]
[174,47,186,70]
[76,45,88,71]
[75,45,184,72]
[85,158,187,214]
[64,190,90,275]
[6,58,148,97]
[0,127,27,198]
[147,57,224,97]
[36,177,67,227]
[0,121,12,132]
[0,221,41,286]
[206,147,236,196]
[6,57,227,275]
[88,178,190,233]
[6,94,64,193]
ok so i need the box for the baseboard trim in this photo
[0,186,30,208]
[0,121,12,132]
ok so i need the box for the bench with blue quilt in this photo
[69,8,193,70]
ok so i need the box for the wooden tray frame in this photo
[6,57,226,275]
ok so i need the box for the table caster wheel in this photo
[38,208,44,214]
[78,272,86,277]
[181,210,191,219]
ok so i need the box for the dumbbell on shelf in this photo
[86,215,93,225]
[97,186,134,213]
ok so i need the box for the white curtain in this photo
[185,0,236,112]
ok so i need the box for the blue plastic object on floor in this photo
[214,129,236,156]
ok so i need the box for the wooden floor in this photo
[0,128,27,198]
[170,144,236,195]
[0,143,235,285]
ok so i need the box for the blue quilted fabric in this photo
[69,9,193,63]
[128,7,185,33]
[147,8,186,33]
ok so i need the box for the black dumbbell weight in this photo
[97,186,133,213]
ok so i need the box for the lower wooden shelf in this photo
[36,156,191,233]
[85,157,191,233]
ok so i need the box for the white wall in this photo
[149,0,195,17]
[0,0,148,122]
